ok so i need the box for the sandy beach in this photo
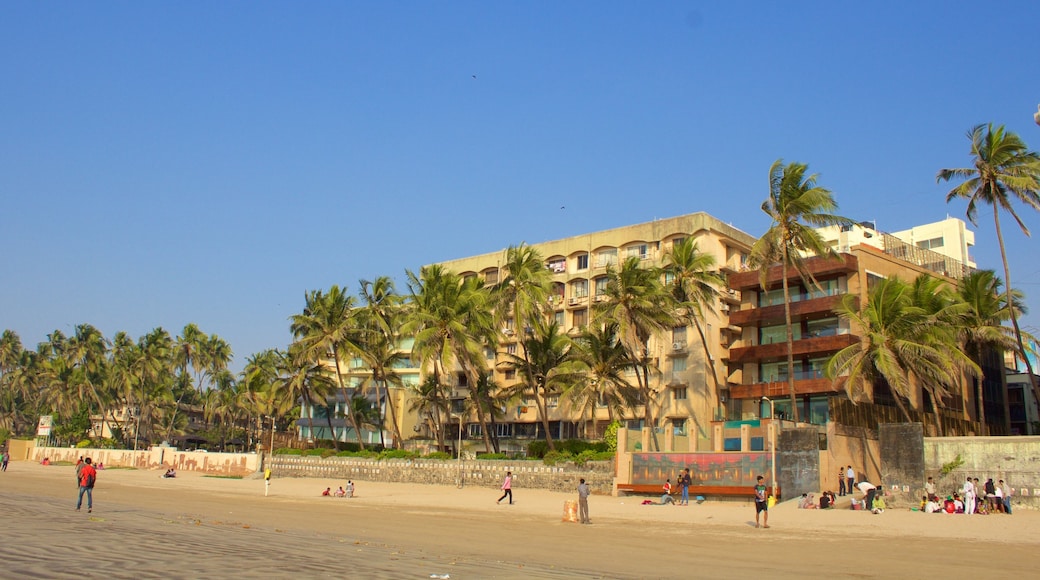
[1,462,1037,579]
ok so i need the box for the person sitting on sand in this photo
[798,493,818,509]
[660,479,676,505]
[819,491,834,509]
[953,494,964,513]
[162,468,176,478]
[925,496,942,514]
[943,496,956,514]
[335,486,346,497]
[871,495,887,514]
[322,487,331,496]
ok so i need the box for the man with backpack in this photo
[76,457,97,513]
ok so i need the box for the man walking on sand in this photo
[497,471,513,504]
[754,475,769,528]
[577,478,591,524]
[76,457,97,513]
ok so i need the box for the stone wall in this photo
[880,423,925,507]
[270,456,616,495]
[924,435,1040,511]
[777,427,820,500]
[32,446,259,477]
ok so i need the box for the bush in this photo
[425,451,452,460]
[476,453,510,460]
[379,449,418,460]
[603,422,621,452]
[275,448,302,455]
[75,439,93,448]
[302,448,336,457]
[542,450,573,466]
[528,439,607,459]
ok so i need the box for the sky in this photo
[2,1,1039,373]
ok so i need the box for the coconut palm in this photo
[568,322,638,439]
[749,160,853,422]
[275,344,339,446]
[594,256,676,451]
[291,286,364,449]
[939,124,1040,414]
[406,265,496,453]
[955,270,1029,431]
[358,276,407,449]
[407,375,449,450]
[498,318,583,452]
[664,238,726,419]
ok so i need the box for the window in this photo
[672,326,687,344]
[576,253,589,270]
[916,237,944,251]
[572,308,588,328]
[554,311,565,326]
[672,236,686,249]
[672,418,687,436]
[571,279,588,298]
[504,369,516,381]
[625,244,649,260]
[760,324,797,345]
[595,248,618,267]
[547,395,559,408]
[594,276,609,296]
[672,387,688,401]
[547,258,566,273]
[866,272,885,291]
[484,269,499,284]
[805,317,839,338]
[506,344,517,355]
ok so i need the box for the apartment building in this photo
[435,212,757,452]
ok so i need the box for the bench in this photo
[616,483,777,498]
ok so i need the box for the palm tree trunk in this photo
[994,209,1040,424]
[973,344,987,433]
[380,375,403,449]
[641,363,661,451]
[535,381,556,452]
[927,385,945,437]
[331,349,359,450]
[692,314,722,420]
[781,250,800,423]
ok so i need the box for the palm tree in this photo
[406,265,496,453]
[955,270,1029,431]
[664,238,726,420]
[749,160,853,423]
[291,286,363,449]
[498,318,583,452]
[407,375,449,450]
[594,256,676,451]
[569,322,638,439]
[939,124,1040,415]
[358,276,407,449]
[275,344,338,446]
[827,276,976,429]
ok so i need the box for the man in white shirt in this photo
[962,477,976,515]
[999,479,1012,514]
[846,466,855,493]
[925,476,936,499]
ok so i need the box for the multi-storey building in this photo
[435,212,757,452]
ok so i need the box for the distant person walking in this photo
[754,475,769,528]
[497,471,513,505]
[76,457,97,513]
[838,466,846,496]
[680,468,692,506]
[577,478,591,524]
[264,467,272,497]
[0,451,7,472]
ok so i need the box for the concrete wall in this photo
[777,428,820,500]
[823,425,881,491]
[32,446,259,477]
[925,436,1040,510]
[880,423,925,507]
[269,456,615,495]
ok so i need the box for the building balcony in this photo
[566,296,589,308]
[727,333,858,364]
[728,374,841,400]
[728,293,855,327]
[727,254,858,291]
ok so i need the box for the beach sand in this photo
[1,462,1037,579]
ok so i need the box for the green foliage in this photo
[302,448,336,457]
[275,448,302,455]
[527,440,549,459]
[334,449,380,458]
[603,421,621,452]
[75,439,93,448]
[542,450,572,466]
[940,454,965,476]
[528,439,607,459]
[96,438,119,449]
[425,451,452,460]
[379,449,418,460]
[476,453,511,460]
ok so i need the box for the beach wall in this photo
[31,446,259,477]
[269,456,615,495]
[924,435,1040,510]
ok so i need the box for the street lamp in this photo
[761,396,777,499]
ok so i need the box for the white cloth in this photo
[857,481,876,494]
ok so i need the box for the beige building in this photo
[436,212,756,452]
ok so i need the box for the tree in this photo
[594,256,676,451]
[275,344,338,446]
[749,160,853,423]
[406,265,496,453]
[498,318,583,452]
[569,322,638,439]
[939,124,1040,416]
[358,276,407,449]
[664,238,726,420]
[290,286,363,449]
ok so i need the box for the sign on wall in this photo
[36,415,53,437]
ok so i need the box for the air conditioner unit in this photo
[594,295,606,303]
[672,342,685,351]
[504,329,515,336]
[568,297,580,305]
[721,305,730,314]
[727,289,737,297]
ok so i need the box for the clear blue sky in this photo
[2,1,1039,372]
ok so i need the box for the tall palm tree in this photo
[955,270,1028,431]
[407,375,449,450]
[569,322,638,439]
[358,276,407,449]
[498,318,583,452]
[749,160,853,423]
[406,266,496,453]
[290,286,363,449]
[939,124,1040,414]
[275,344,339,446]
[664,238,726,420]
[594,256,676,451]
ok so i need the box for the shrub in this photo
[275,448,302,455]
[379,449,418,460]
[75,440,93,448]
[542,450,573,466]
[527,440,549,459]
[425,451,452,460]
[476,453,510,460]
[303,448,336,457]
[603,422,621,452]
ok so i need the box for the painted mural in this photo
[631,452,771,487]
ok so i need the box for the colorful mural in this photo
[631,452,771,487]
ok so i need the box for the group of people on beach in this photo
[921,475,1013,515]
[321,480,355,498]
